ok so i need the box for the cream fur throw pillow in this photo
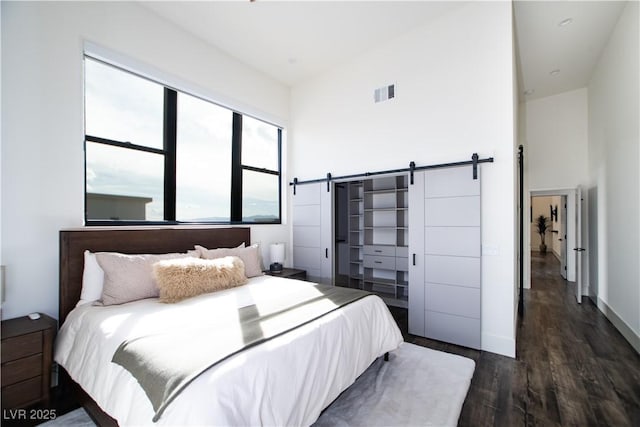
[153,256,248,303]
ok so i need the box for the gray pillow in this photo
[195,244,264,278]
[95,252,190,306]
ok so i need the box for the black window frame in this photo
[84,57,282,226]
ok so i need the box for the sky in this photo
[85,58,279,221]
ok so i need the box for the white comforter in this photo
[55,276,403,426]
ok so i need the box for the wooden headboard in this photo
[59,227,251,324]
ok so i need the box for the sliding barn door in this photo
[408,171,425,336]
[409,166,481,349]
[291,183,333,284]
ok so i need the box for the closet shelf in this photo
[364,208,398,212]
[363,276,397,286]
[364,189,396,195]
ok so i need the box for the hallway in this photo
[392,252,640,425]
[513,252,640,425]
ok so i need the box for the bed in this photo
[55,227,403,426]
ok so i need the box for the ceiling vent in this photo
[374,84,395,103]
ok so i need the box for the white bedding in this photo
[55,275,403,426]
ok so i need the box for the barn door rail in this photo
[290,153,494,194]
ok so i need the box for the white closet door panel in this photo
[425,311,481,349]
[292,205,321,226]
[293,183,321,206]
[426,283,480,319]
[408,171,425,336]
[293,225,321,248]
[425,196,480,227]
[411,164,481,349]
[293,246,321,271]
[424,167,480,198]
[320,186,333,284]
[425,227,481,257]
[425,255,480,288]
[292,182,332,284]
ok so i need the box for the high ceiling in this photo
[514,0,626,100]
[141,1,464,86]
[141,1,627,100]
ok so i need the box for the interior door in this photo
[320,183,334,284]
[409,166,481,349]
[408,171,425,336]
[560,196,568,279]
[291,182,333,284]
[574,186,584,303]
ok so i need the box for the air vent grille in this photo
[374,84,395,103]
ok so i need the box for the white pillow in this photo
[77,250,105,307]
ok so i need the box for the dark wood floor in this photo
[390,252,640,426]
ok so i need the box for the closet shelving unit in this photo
[348,181,364,288]
[348,175,409,308]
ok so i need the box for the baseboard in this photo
[482,332,515,358]
[597,297,640,354]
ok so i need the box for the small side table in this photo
[1,314,57,411]
[264,268,307,281]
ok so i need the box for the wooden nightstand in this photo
[264,268,307,281]
[1,314,57,411]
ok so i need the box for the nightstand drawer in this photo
[1,332,42,362]
[1,376,42,409]
[1,314,56,411]
[2,353,42,387]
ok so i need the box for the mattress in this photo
[55,275,403,426]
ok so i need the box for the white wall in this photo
[0,1,3,316]
[526,88,589,190]
[1,2,290,321]
[522,88,589,289]
[290,2,516,357]
[588,1,639,352]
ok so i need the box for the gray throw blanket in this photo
[112,284,373,422]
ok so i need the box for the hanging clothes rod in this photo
[290,153,494,193]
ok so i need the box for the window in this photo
[84,57,281,224]
[240,116,281,222]
[176,93,233,222]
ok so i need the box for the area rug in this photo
[314,343,475,426]
[40,343,474,427]
[38,407,94,427]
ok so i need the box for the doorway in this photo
[334,183,350,286]
[528,188,587,303]
[531,195,567,279]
